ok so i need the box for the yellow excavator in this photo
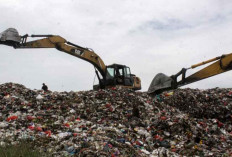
[148,53,232,95]
[1,28,232,94]
[0,28,141,90]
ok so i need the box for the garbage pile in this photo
[162,88,232,122]
[0,83,232,156]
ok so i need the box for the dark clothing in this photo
[194,133,202,143]
[42,84,48,91]
[132,105,140,118]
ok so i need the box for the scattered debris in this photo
[0,83,232,156]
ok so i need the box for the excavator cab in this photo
[104,64,141,90]
[105,64,134,86]
[94,64,141,90]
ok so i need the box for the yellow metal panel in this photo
[184,53,232,85]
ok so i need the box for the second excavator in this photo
[148,53,232,95]
[0,28,141,90]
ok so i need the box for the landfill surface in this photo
[0,83,232,157]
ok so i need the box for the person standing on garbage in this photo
[42,83,48,92]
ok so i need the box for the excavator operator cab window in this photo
[123,66,133,86]
[106,67,114,79]
[115,67,124,84]
[124,67,131,77]
[105,66,117,86]
[117,69,123,76]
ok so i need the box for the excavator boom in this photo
[148,53,232,95]
[16,35,106,77]
[0,28,106,76]
[179,54,232,87]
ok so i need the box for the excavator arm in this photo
[148,53,232,95]
[17,35,106,77]
[175,54,232,87]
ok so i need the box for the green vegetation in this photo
[0,143,45,157]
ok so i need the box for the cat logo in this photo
[71,49,84,56]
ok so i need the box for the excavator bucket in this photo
[0,28,21,46]
[148,73,174,95]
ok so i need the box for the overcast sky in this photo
[1,0,232,91]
